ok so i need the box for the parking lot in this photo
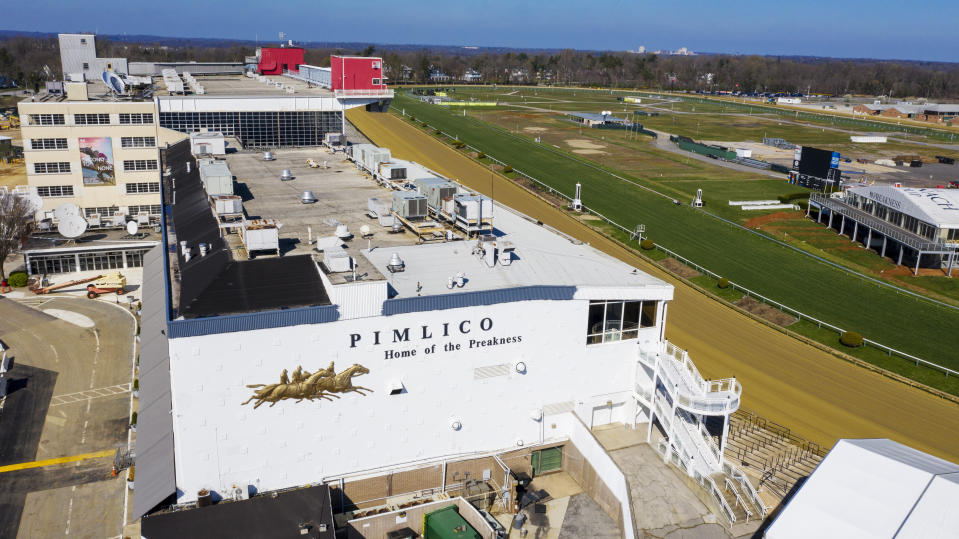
[0,295,136,538]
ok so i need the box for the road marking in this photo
[49,384,131,407]
[0,448,114,474]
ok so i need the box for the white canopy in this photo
[766,439,959,539]
[849,186,959,228]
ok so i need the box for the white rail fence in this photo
[399,111,959,384]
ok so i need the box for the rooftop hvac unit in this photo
[378,163,407,181]
[280,169,293,181]
[392,192,428,220]
[455,194,493,221]
[324,249,353,273]
[414,177,458,209]
[301,191,317,204]
[263,151,275,161]
[368,197,396,227]
[213,195,243,215]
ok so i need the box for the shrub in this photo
[453,141,465,149]
[421,121,428,127]
[717,277,730,289]
[409,115,416,122]
[840,331,864,348]
[434,128,442,135]
[131,411,138,426]
[477,152,486,159]
[128,466,135,482]
[7,272,27,288]
[502,165,513,173]
[640,239,655,250]
[133,379,139,391]
[777,192,809,203]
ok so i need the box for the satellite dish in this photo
[126,221,139,235]
[54,203,81,221]
[58,214,88,239]
[101,71,126,94]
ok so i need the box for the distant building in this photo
[852,103,959,124]
[256,44,305,75]
[58,33,128,79]
[429,68,450,82]
[462,69,483,82]
[808,186,959,274]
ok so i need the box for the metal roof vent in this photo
[262,151,275,161]
[301,191,317,204]
[335,224,352,239]
[387,252,405,273]
[280,169,293,181]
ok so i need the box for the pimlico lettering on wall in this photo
[348,317,523,360]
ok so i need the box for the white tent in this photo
[766,439,959,539]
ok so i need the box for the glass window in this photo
[641,301,658,328]
[622,301,641,340]
[587,300,653,345]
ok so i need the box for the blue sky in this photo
[5,0,957,62]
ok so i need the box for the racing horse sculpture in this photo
[241,363,371,409]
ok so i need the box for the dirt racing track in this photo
[347,109,959,463]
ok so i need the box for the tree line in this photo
[1,34,958,99]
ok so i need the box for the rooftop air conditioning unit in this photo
[324,249,353,272]
[392,192,428,220]
[414,177,457,210]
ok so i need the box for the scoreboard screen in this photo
[793,146,840,179]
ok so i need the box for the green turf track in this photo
[391,92,959,371]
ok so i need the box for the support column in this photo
[839,216,846,236]
[898,245,905,266]
[915,251,922,276]
[852,221,859,242]
[806,203,812,218]
[720,413,731,468]
[949,252,955,277]
[881,236,888,259]
[866,228,872,250]
[817,208,822,223]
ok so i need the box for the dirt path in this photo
[347,109,959,462]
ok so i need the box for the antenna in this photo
[57,214,88,239]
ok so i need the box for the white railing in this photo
[723,461,768,518]
[644,341,742,415]
[407,113,958,384]
[658,439,737,524]
[335,88,395,98]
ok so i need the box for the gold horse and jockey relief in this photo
[241,362,372,409]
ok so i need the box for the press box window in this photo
[372,78,381,85]
[587,300,657,344]
[34,162,71,174]
[37,185,74,197]
[125,182,160,194]
[123,160,158,172]
[30,138,68,150]
[29,114,65,126]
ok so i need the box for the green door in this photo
[532,446,563,476]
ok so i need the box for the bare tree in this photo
[0,192,35,280]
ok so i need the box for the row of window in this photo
[586,300,658,345]
[159,110,342,148]
[119,113,153,125]
[31,137,157,151]
[30,138,68,150]
[28,249,149,276]
[83,204,162,217]
[74,113,110,125]
[34,162,71,174]
[123,160,158,171]
[37,184,161,199]
[121,136,156,148]
[125,182,160,194]
[37,185,74,197]
[847,194,938,241]
[27,113,155,126]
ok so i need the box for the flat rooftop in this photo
[364,208,667,297]
[172,74,334,98]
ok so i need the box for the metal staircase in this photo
[636,340,766,524]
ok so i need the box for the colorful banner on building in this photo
[79,137,115,186]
